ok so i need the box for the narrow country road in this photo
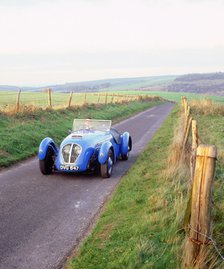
[0,103,174,269]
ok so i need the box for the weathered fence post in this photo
[184,105,190,131]
[192,120,198,151]
[15,89,21,113]
[111,93,114,104]
[183,117,192,148]
[67,92,73,108]
[84,92,87,105]
[97,93,100,104]
[105,92,108,105]
[181,96,185,107]
[183,144,217,269]
[47,88,52,108]
[183,96,188,115]
[190,120,198,181]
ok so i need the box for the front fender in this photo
[98,141,113,164]
[121,132,132,155]
[38,137,58,160]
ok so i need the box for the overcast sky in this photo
[0,0,223,86]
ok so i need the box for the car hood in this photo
[60,130,111,149]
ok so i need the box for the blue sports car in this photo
[38,119,132,178]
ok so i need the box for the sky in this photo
[0,0,223,86]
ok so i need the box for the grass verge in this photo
[67,107,184,269]
[0,99,163,168]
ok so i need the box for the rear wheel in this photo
[39,147,54,175]
[100,149,114,178]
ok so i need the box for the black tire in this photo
[121,152,129,160]
[39,147,54,175]
[121,137,132,160]
[100,149,114,178]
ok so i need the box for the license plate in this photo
[60,165,80,171]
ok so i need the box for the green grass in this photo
[116,91,224,104]
[0,100,163,168]
[100,76,176,91]
[67,107,184,269]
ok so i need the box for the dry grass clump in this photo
[165,114,191,181]
[190,98,224,115]
[0,104,41,115]
[138,95,169,102]
[163,112,191,235]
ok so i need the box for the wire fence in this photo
[0,89,147,114]
[188,225,224,263]
[179,96,224,268]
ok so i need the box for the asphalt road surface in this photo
[0,103,174,269]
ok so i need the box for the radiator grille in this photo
[61,143,81,163]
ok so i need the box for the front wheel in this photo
[121,152,129,160]
[100,149,114,178]
[39,147,54,175]
[121,136,131,161]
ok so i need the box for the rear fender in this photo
[121,132,132,155]
[98,141,113,164]
[38,137,58,160]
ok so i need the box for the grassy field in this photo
[0,99,163,168]
[117,91,224,103]
[1,89,224,112]
[67,100,224,269]
[0,91,122,109]
[0,75,176,110]
[99,76,176,91]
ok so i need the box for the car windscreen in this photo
[72,119,112,132]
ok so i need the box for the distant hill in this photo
[167,72,224,95]
[2,73,223,95]
[0,75,176,93]
[0,85,21,91]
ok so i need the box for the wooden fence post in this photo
[15,89,21,113]
[183,144,217,269]
[97,93,100,104]
[192,120,198,151]
[181,96,185,107]
[183,105,190,136]
[67,92,73,108]
[111,93,114,104]
[183,117,192,147]
[84,92,87,105]
[190,120,198,181]
[105,92,108,105]
[47,88,52,108]
[183,96,187,114]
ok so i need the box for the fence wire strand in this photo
[188,224,224,262]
